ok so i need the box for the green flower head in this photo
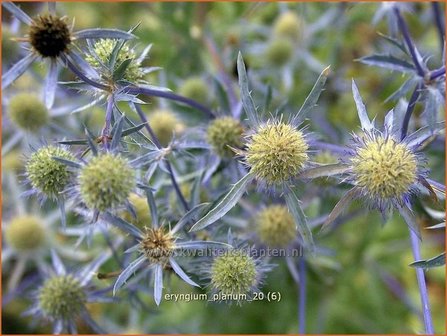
[26,146,75,199]
[79,154,136,211]
[206,117,244,158]
[256,205,297,247]
[245,121,309,185]
[5,215,46,252]
[39,275,86,320]
[8,93,49,132]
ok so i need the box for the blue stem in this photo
[298,257,307,334]
[430,66,445,81]
[124,86,214,119]
[394,7,426,77]
[133,103,189,212]
[409,229,434,334]
[401,83,422,140]
[431,2,445,53]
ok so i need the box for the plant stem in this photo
[133,103,189,212]
[394,7,425,77]
[125,86,214,119]
[430,66,445,81]
[62,54,109,91]
[431,2,445,54]
[409,228,434,334]
[298,257,307,334]
[401,83,422,140]
[101,95,114,150]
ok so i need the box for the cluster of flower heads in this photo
[2,2,445,334]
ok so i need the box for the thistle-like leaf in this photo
[410,252,445,269]
[237,52,259,127]
[297,65,330,119]
[285,187,314,249]
[189,172,254,231]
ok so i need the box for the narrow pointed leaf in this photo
[102,212,143,238]
[44,60,58,108]
[2,53,37,89]
[169,258,200,287]
[358,54,415,73]
[321,188,358,232]
[52,157,82,169]
[138,184,158,228]
[74,29,135,40]
[237,52,259,127]
[189,172,254,232]
[172,203,209,234]
[285,187,314,249]
[110,115,125,150]
[79,252,111,286]
[154,264,163,306]
[410,252,445,269]
[398,206,421,240]
[121,123,146,137]
[406,121,445,148]
[427,222,445,230]
[113,58,133,81]
[175,241,232,250]
[299,164,348,179]
[113,255,145,294]
[3,2,32,25]
[58,139,88,145]
[51,250,66,276]
[297,66,330,118]
[352,79,373,132]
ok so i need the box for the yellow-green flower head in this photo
[2,150,23,172]
[245,121,309,185]
[351,136,418,200]
[8,93,49,132]
[26,146,75,199]
[211,250,257,296]
[273,11,303,42]
[85,39,143,82]
[121,193,151,228]
[29,14,71,58]
[207,117,244,158]
[178,77,209,104]
[79,154,136,211]
[256,205,297,247]
[39,275,86,320]
[149,109,185,147]
[5,215,46,252]
[140,227,175,265]
[265,38,294,66]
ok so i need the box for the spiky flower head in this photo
[256,205,297,247]
[85,39,143,82]
[179,77,209,104]
[79,154,136,211]
[121,193,151,228]
[140,227,175,265]
[149,109,185,147]
[211,250,257,296]
[38,275,86,320]
[245,121,309,185]
[26,146,75,199]
[29,14,71,58]
[273,11,303,42]
[265,38,294,66]
[5,215,46,252]
[350,134,418,201]
[207,117,244,158]
[8,93,49,132]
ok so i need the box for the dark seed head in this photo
[29,14,71,58]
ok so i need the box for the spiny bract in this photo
[29,14,71,58]
[211,250,257,296]
[85,39,143,82]
[256,205,297,247]
[245,121,309,185]
[5,215,46,251]
[38,275,86,319]
[207,117,244,158]
[8,93,49,132]
[351,136,417,199]
[79,154,136,211]
[26,146,75,198]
